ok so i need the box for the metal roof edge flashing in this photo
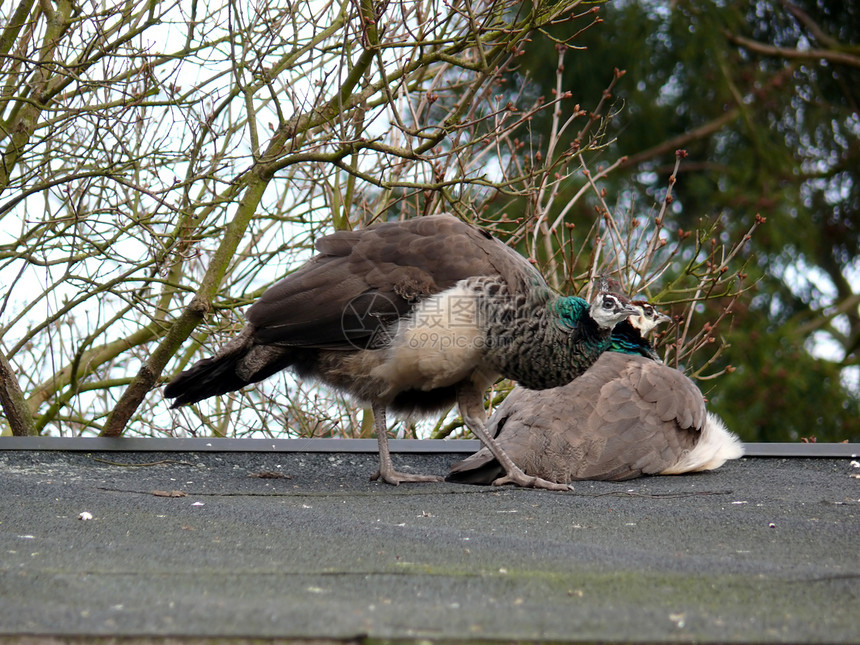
[0,436,858,457]
[0,436,483,453]
[740,442,859,458]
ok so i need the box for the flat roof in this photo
[1,442,858,643]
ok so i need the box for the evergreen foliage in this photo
[507,0,859,442]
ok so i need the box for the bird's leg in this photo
[457,385,572,491]
[369,404,443,485]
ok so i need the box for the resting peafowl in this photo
[164,214,639,489]
[447,302,744,484]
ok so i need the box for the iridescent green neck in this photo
[551,296,589,329]
[610,320,658,359]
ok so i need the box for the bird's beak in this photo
[655,311,672,324]
[621,303,641,318]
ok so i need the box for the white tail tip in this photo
[661,412,745,475]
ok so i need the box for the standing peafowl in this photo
[164,214,639,489]
[447,302,744,484]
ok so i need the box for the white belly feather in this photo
[372,284,486,391]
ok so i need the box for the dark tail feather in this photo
[163,349,253,407]
[445,451,504,485]
[164,329,299,407]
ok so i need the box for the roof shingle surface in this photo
[0,444,857,643]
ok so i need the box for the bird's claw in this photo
[492,469,572,491]
[370,469,444,485]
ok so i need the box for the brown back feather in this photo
[246,214,543,349]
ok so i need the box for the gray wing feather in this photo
[448,353,706,483]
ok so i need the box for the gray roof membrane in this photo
[0,442,857,643]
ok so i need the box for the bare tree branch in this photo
[725,32,860,69]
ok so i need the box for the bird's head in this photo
[588,291,642,330]
[628,301,672,336]
[609,300,671,357]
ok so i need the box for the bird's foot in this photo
[492,467,572,491]
[370,469,444,485]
